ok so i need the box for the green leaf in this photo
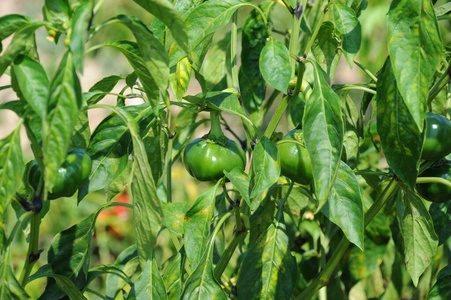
[239,3,271,122]
[127,258,167,299]
[170,57,192,101]
[224,167,251,207]
[162,202,190,237]
[96,41,160,104]
[250,137,280,201]
[302,62,343,210]
[396,190,438,286]
[11,55,49,118]
[387,0,443,130]
[0,248,31,299]
[184,181,221,270]
[181,232,227,300]
[84,75,124,105]
[200,34,229,91]
[105,245,139,299]
[425,264,451,300]
[376,59,421,189]
[428,202,451,246]
[163,253,182,300]
[43,0,70,27]
[170,0,253,66]
[133,0,188,52]
[434,2,451,16]
[0,123,24,216]
[78,104,155,201]
[312,21,340,79]
[322,161,364,250]
[142,117,168,183]
[0,14,32,43]
[44,52,82,192]
[69,1,93,72]
[237,209,297,300]
[115,15,170,92]
[259,37,291,93]
[332,4,361,67]
[0,21,45,76]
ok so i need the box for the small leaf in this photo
[224,167,251,207]
[170,57,192,101]
[237,209,297,300]
[397,190,438,286]
[128,258,167,299]
[302,62,344,210]
[332,4,361,67]
[184,181,221,270]
[250,137,280,200]
[69,1,93,72]
[376,59,421,189]
[259,37,291,93]
[312,21,340,78]
[322,161,364,250]
[85,75,124,105]
[425,264,451,300]
[387,0,443,130]
[0,14,32,41]
[42,0,70,28]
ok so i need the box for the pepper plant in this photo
[1,0,451,299]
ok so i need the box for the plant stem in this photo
[210,111,225,140]
[302,3,326,57]
[428,63,450,105]
[416,177,451,189]
[334,85,377,95]
[296,178,401,299]
[19,212,41,286]
[353,60,378,82]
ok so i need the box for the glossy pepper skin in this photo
[28,148,92,199]
[183,137,246,181]
[422,113,451,161]
[416,161,451,203]
[277,129,313,185]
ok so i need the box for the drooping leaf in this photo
[259,37,291,94]
[302,62,343,210]
[69,1,93,72]
[332,4,361,67]
[396,190,438,286]
[133,0,188,52]
[11,55,49,118]
[184,181,221,270]
[387,0,443,130]
[376,59,422,189]
[311,21,340,79]
[425,264,451,300]
[322,161,364,250]
[250,137,280,201]
[84,75,124,105]
[237,209,297,300]
[0,123,24,217]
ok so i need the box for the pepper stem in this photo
[209,111,225,141]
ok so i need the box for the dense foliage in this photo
[1,0,451,299]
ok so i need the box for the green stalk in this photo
[231,12,239,92]
[19,212,41,286]
[427,63,450,105]
[296,178,401,299]
[416,177,451,189]
[210,111,225,140]
[333,86,377,95]
[353,60,378,82]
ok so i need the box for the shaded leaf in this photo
[333,4,361,67]
[127,258,167,299]
[425,264,451,300]
[428,201,451,246]
[312,21,340,79]
[105,245,139,300]
[85,75,124,105]
[162,202,190,237]
[0,248,31,299]
[259,37,291,93]
[224,167,250,207]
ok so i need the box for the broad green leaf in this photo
[105,245,139,300]
[78,104,155,201]
[95,41,160,104]
[333,4,361,67]
[376,59,421,189]
[434,2,451,16]
[302,62,343,210]
[312,21,340,79]
[224,167,251,207]
[0,21,45,76]
[143,116,168,183]
[322,161,364,250]
[170,0,253,65]
[28,264,87,300]
[163,253,182,300]
[428,202,451,246]
[0,123,24,216]
[387,0,443,130]
[250,137,280,200]
[0,248,30,299]
[127,259,167,299]
[239,3,271,123]
[181,232,227,300]
[237,209,297,300]
[115,15,170,92]
[133,0,188,52]
[0,14,32,45]
[184,181,221,270]
[162,202,190,237]
[259,37,291,93]
[170,57,192,101]
[11,55,49,118]
[425,264,451,300]
[85,75,124,105]
[282,185,312,223]
[396,190,438,286]
[69,1,93,72]
[200,34,229,91]
[44,52,82,192]
[43,0,70,28]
